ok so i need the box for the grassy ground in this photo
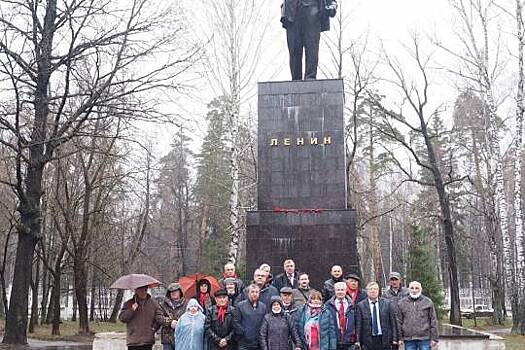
[0,320,125,343]
[504,335,525,350]
[458,317,525,350]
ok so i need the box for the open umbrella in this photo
[110,273,161,290]
[178,273,221,298]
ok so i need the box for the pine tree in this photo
[194,97,232,275]
[153,127,195,278]
[407,224,445,319]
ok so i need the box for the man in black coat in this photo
[281,0,337,80]
[205,289,235,350]
[272,259,300,292]
[355,282,399,350]
[233,284,268,350]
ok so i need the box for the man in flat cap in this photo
[205,289,235,350]
[345,273,367,305]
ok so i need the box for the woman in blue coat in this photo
[296,291,336,350]
[174,298,206,350]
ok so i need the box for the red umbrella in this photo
[110,273,161,290]
[178,273,221,298]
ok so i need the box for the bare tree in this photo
[439,0,520,326]
[0,0,198,343]
[368,37,463,325]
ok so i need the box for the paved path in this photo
[488,328,512,336]
[0,338,91,349]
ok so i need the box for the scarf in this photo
[217,305,227,323]
[348,289,358,304]
[171,298,185,309]
[305,305,321,350]
[223,272,238,279]
[198,292,208,308]
[307,303,322,316]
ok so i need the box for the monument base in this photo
[246,209,358,290]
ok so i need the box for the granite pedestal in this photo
[246,79,358,289]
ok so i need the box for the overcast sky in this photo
[150,0,513,156]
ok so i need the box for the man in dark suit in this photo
[272,259,300,292]
[355,282,399,350]
[280,0,338,80]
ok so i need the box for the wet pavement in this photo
[0,339,92,349]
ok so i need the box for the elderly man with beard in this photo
[397,281,439,350]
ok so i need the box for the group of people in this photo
[119,259,439,350]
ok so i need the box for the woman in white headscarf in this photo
[174,298,206,350]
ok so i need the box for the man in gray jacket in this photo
[397,281,439,350]
[382,272,409,350]
[382,272,409,303]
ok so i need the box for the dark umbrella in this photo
[110,273,161,290]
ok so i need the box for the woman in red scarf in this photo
[204,289,235,350]
[196,278,215,314]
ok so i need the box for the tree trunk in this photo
[420,115,462,326]
[74,255,91,335]
[3,0,57,344]
[28,256,41,333]
[50,271,61,336]
[225,1,242,266]
[90,269,96,322]
[470,129,506,324]
[0,224,13,318]
[46,285,56,324]
[40,266,50,324]
[72,292,77,322]
[109,289,124,323]
[3,231,39,344]
[368,111,383,284]
[512,0,525,335]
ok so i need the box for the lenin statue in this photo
[281,0,337,80]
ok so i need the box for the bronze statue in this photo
[281,0,337,80]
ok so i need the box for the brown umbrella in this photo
[110,273,161,290]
